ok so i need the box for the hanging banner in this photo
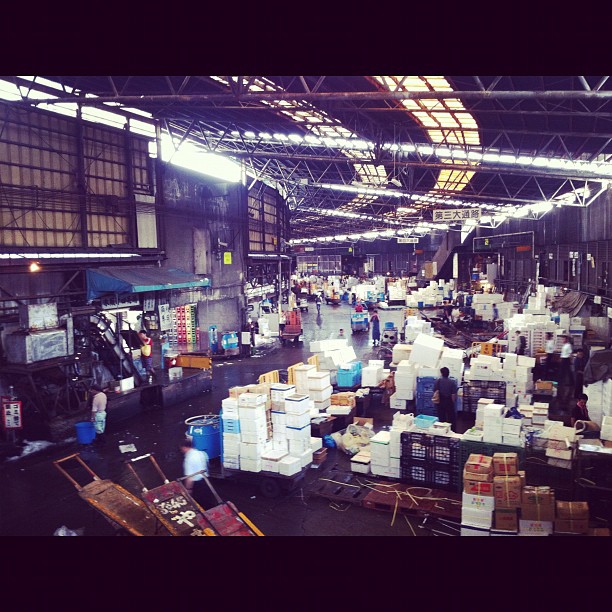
[433,208,481,222]
[2,399,23,430]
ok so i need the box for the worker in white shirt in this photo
[545,332,556,380]
[559,335,574,386]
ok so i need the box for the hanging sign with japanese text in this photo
[433,208,481,222]
[2,399,23,430]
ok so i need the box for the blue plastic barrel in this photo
[221,332,239,350]
[185,415,221,459]
[75,421,96,444]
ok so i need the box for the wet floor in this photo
[0,302,470,536]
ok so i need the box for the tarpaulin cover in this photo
[552,291,588,317]
[583,349,612,385]
[87,267,211,300]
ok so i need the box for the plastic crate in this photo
[416,377,437,395]
[401,432,459,467]
[416,393,438,417]
[413,414,438,429]
[400,463,460,492]
[461,380,506,413]
[337,370,360,387]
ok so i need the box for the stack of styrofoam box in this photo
[408,333,444,368]
[518,405,533,426]
[221,396,241,469]
[294,364,317,395]
[307,370,333,412]
[542,423,577,468]
[468,354,504,382]
[284,394,313,467]
[394,360,416,403]
[462,427,484,442]
[270,383,296,411]
[475,398,495,428]
[238,393,268,472]
[532,403,549,427]
[370,431,399,478]
[405,317,433,342]
[310,436,323,453]
[514,355,535,394]
[439,347,464,382]
[270,408,289,453]
[584,381,604,427]
[362,364,384,387]
[502,417,523,446]
[600,416,612,441]
[483,404,506,443]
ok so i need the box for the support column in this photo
[75,106,88,248]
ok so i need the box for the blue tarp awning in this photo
[87,267,211,300]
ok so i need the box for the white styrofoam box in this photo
[261,448,287,461]
[270,384,296,402]
[241,458,262,473]
[289,437,311,456]
[389,393,407,410]
[310,339,348,353]
[517,355,536,368]
[238,393,267,406]
[390,444,401,459]
[285,411,311,429]
[394,374,416,390]
[461,525,490,536]
[361,366,384,387]
[272,425,287,437]
[502,436,522,447]
[462,492,496,512]
[368,360,386,368]
[261,459,280,473]
[272,438,288,452]
[221,397,239,414]
[238,405,267,422]
[314,398,332,412]
[370,449,390,467]
[239,418,267,433]
[394,388,414,401]
[279,455,302,476]
[351,458,371,474]
[326,406,352,416]
[240,430,267,444]
[515,367,532,381]
[310,437,323,451]
[370,464,401,478]
[271,410,287,424]
[371,431,391,445]
[483,432,503,444]
[240,442,264,460]
[484,404,505,417]
[223,459,240,469]
[286,424,311,440]
[461,507,494,529]
[284,394,311,415]
[518,520,553,536]
[307,371,332,391]
[408,333,444,368]
[223,432,241,443]
[308,385,333,402]
[300,449,314,467]
[392,344,413,364]
[294,364,317,393]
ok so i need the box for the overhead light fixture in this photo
[29,261,41,272]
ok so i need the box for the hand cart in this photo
[53,453,170,536]
[127,453,263,536]
[350,311,370,333]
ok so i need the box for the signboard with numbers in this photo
[158,303,172,331]
[397,237,419,244]
[433,208,481,222]
[2,399,23,430]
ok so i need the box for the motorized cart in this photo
[280,309,303,345]
[298,298,309,312]
[126,453,263,536]
[325,291,341,305]
[53,453,170,536]
[350,311,370,333]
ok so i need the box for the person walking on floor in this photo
[515,330,527,356]
[559,335,574,386]
[434,367,458,432]
[180,438,214,509]
[370,309,381,346]
[90,384,108,444]
[315,293,322,315]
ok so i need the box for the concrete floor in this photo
[0,300,563,536]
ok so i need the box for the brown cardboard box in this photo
[522,486,555,506]
[493,453,519,476]
[493,476,522,508]
[463,468,494,483]
[556,501,589,519]
[555,518,589,534]
[465,454,493,475]
[352,417,374,428]
[331,392,357,407]
[463,477,495,496]
[587,528,610,536]
[229,386,250,399]
[535,380,553,391]
[521,504,555,522]
[495,508,519,531]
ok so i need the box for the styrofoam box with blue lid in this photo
[270,383,295,398]
[285,411,311,429]
[286,423,311,440]
[284,394,311,415]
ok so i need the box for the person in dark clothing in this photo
[370,309,381,346]
[573,348,588,398]
[434,367,458,432]
[515,331,527,356]
[571,394,600,439]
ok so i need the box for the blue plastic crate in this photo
[337,370,360,387]
[416,377,437,394]
[221,418,241,433]
[413,414,438,429]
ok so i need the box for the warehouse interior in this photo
[1,75,612,537]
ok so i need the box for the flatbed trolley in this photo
[53,453,170,536]
[127,453,263,536]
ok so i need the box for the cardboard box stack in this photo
[327,391,356,416]
[461,454,495,531]
[555,501,589,534]
[519,486,555,535]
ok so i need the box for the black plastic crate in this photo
[400,463,460,492]
[401,432,459,467]
[461,381,507,413]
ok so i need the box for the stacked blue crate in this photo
[415,376,459,417]
[337,361,362,387]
